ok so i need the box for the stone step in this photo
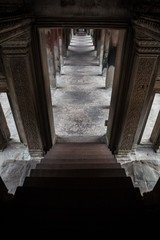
[41,157,116,163]
[30,168,126,178]
[14,186,142,209]
[46,143,112,155]
[43,152,115,159]
[44,155,114,162]
[48,143,112,152]
[45,152,114,159]
[23,176,133,189]
[36,162,121,170]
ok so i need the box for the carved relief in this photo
[0,18,32,44]
[10,57,42,150]
[134,17,160,35]
[2,28,31,55]
[134,29,160,54]
[120,57,157,150]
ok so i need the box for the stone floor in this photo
[0,33,160,195]
[52,34,110,142]
[0,93,37,194]
[118,147,160,194]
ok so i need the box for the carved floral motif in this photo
[120,57,157,150]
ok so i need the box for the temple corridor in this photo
[0,2,160,233]
[51,33,111,142]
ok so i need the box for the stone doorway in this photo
[51,30,112,142]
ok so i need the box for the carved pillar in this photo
[96,29,101,59]
[45,29,57,89]
[66,28,71,56]
[58,29,63,72]
[92,29,97,53]
[107,29,127,151]
[106,30,119,88]
[2,29,44,157]
[150,111,160,153]
[117,29,160,155]
[102,29,110,77]
[0,103,10,151]
[99,29,105,68]
[53,29,60,76]
[39,29,56,145]
[63,29,67,57]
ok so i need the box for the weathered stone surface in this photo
[0,159,39,194]
[121,157,160,195]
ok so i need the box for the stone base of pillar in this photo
[29,149,44,159]
[115,149,134,162]
[102,67,107,77]
[106,66,115,88]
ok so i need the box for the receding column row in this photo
[45,28,72,89]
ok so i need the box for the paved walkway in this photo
[51,34,111,142]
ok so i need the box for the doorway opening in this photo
[40,28,119,142]
[0,92,20,142]
[140,93,160,145]
[0,92,30,160]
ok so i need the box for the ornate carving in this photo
[10,57,43,151]
[134,29,160,54]
[133,16,160,42]
[134,17,160,34]
[2,28,31,55]
[0,18,32,44]
[120,57,157,150]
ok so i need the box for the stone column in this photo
[99,29,105,68]
[117,29,160,155]
[96,29,101,59]
[66,28,71,56]
[58,29,63,72]
[63,29,67,58]
[2,29,44,157]
[53,29,60,76]
[107,30,127,151]
[150,111,160,152]
[39,29,56,145]
[102,29,111,77]
[91,29,97,55]
[45,29,57,89]
[0,103,10,151]
[106,30,119,88]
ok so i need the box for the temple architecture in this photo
[0,0,160,234]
